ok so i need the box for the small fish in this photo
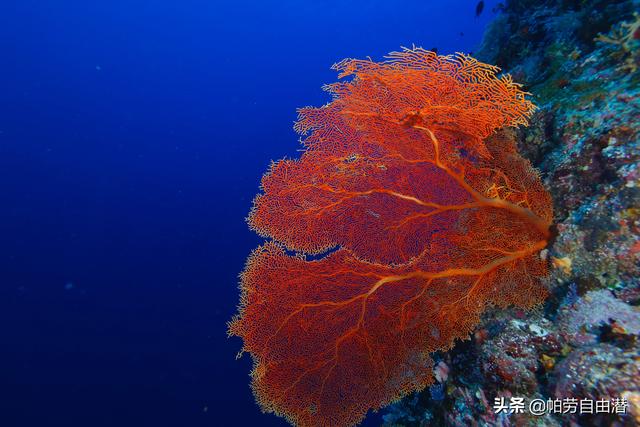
[430,47,439,54]
[459,31,464,37]
[366,210,380,219]
[475,0,484,17]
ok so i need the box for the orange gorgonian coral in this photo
[229,47,553,427]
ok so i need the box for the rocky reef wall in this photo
[383,1,640,425]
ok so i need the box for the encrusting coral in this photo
[229,47,553,427]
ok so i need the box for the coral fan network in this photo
[229,47,553,427]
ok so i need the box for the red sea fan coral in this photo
[228,47,553,427]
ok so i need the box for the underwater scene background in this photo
[1,0,639,426]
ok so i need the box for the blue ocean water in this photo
[0,1,499,426]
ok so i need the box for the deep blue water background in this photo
[0,1,499,426]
